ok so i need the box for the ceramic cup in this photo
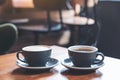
[68,45,104,67]
[17,45,51,66]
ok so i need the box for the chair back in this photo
[33,0,68,32]
[33,0,67,10]
[69,0,100,46]
[0,23,18,54]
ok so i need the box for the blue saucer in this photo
[61,58,104,71]
[16,58,58,70]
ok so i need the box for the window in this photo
[12,0,34,8]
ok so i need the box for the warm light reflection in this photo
[12,0,34,8]
[75,3,80,16]
[88,0,99,7]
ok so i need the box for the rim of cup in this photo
[68,45,98,53]
[22,45,51,52]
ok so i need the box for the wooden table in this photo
[0,45,120,80]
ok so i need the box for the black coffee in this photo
[75,47,93,52]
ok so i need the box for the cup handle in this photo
[17,51,26,62]
[94,52,104,64]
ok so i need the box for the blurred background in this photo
[0,0,120,59]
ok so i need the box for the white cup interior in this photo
[22,45,51,52]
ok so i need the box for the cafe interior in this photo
[0,0,120,59]
[1,0,120,80]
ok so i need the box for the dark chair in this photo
[78,0,101,46]
[0,23,18,55]
[16,0,69,45]
[60,0,101,46]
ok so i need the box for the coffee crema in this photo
[74,47,93,52]
[23,45,51,52]
[68,45,98,53]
